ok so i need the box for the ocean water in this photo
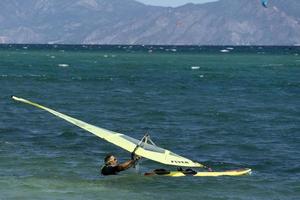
[0,45,299,200]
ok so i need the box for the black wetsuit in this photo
[101,165,120,176]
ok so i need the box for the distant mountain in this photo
[0,0,299,45]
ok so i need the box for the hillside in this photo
[0,0,299,45]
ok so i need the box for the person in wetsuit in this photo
[101,153,140,176]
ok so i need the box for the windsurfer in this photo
[101,153,140,176]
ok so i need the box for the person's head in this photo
[104,154,118,166]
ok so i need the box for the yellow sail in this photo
[12,96,204,168]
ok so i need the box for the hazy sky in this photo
[136,0,218,7]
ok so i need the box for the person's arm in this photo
[116,159,136,171]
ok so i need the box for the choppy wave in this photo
[0,45,299,199]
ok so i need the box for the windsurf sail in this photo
[12,96,204,168]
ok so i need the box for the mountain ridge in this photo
[0,0,299,45]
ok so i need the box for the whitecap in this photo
[191,66,200,70]
[28,74,43,77]
[220,49,229,53]
[58,64,69,67]
[262,64,284,67]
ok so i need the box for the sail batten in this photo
[12,96,204,168]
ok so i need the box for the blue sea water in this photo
[0,45,299,199]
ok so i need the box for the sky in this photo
[136,0,219,7]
